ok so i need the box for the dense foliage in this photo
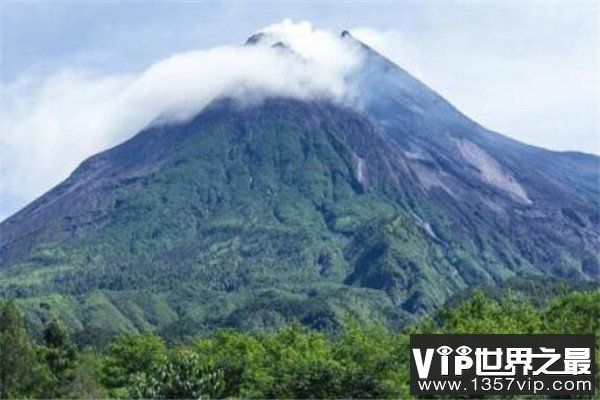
[1,287,598,399]
[2,98,598,346]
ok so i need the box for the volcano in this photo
[1,31,598,344]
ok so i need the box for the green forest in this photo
[1,284,598,399]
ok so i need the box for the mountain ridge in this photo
[1,31,598,343]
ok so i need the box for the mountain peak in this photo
[244,32,266,46]
[1,23,598,343]
[244,32,293,54]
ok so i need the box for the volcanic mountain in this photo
[1,31,598,344]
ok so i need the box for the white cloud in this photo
[3,15,597,220]
[1,20,363,219]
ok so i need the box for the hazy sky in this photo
[1,1,599,219]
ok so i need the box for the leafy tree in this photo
[542,290,600,393]
[42,319,77,397]
[193,329,268,397]
[431,289,543,333]
[334,321,410,398]
[130,350,223,399]
[542,290,600,334]
[0,301,52,399]
[102,332,166,396]
[61,348,109,399]
[259,323,344,399]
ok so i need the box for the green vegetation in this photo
[1,286,598,399]
[1,52,597,399]
[2,100,595,345]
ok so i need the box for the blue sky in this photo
[1,1,599,219]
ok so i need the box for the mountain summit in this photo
[1,30,598,343]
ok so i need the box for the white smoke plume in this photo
[1,20,363,219]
